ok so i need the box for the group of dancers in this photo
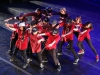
[4,7,99,71]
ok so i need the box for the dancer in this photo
[27,27,44,69]
[58,18,79,64]
[5,22,29,68]
[77,22,99,62]
[38,29,61,71]
[4,13,28,55]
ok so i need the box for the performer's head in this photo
[35,8,42,15]
[84,22,93,29]
[51,20,57,27]
[52,29,59,35]
[60,7,66,14]
[43,17,49,24]
[66,18,72,27]
[17,13,25,20]
[75,15,82,24]
[18,22,26,31]
[31,20,38,27]
[32,27,39,35]
[46,7,52,13]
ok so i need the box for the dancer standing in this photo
[38,29,61,71]
[58,18,79,64]
[77,22,99,62]
[5,22,29,68]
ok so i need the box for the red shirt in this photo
[45,33,60,50]
[36,24,43,33]
[15,28,29,50]
[61,24,74,42]
[73,23,83,32]
[78,28,91,41]
[26,23,30,28]
[29,34,43,53]
[42,23,52,33]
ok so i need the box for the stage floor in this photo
[0,0,100,75]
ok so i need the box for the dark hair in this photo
[22,26,26,40]
[43,17,49,22]
[66,17,72,24]
[30,20,38,26]
[84,22,93,29]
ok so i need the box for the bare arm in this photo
[79,30,87,35]
[5,23,16,31]
[4,17,17,22]
[62,30,73,37]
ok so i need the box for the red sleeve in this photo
[37,25,43,32]
[55,35,60,43]
[15,28,19,33]
[71,24,74,31]
[26,23,30,28]
[45,32,50,36]
[80,23,83,28]
[13,23,18,28]
[87,29,91,33]
[59,22,65,27]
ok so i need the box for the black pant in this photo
[58,40,78,59]
[37,52,42,64]
[12,47,27,64]
[78,38,98,55]
[42,49,60,65]
[9,39,16,52]
[74,32,79,38]
[48,50,60,65]
[74,32,84,49]
[27,42,42,64]
[26,42,32,58]
[10,33,18,52]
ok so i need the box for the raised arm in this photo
[5,23,16,31]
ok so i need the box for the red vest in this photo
[78,28,91,41]
[45,33,60,50]
[29,34,42,53]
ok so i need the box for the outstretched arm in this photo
[5,23,16,31]
[4,17,17,22]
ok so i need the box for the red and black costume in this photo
[78,27,98,56]
[42,32,61,66]
[29,33,43,64]
[58,22,79,60]
[73,23,83,38]
[10,27,29,68]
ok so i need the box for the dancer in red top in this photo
[38,29,61,71]
[4,13,28,55]
[27,27,44,69]
[73,16,83,37]
[5,22,29,68]
[77,22,99,62]
[58,18,79,64]
[66,16,83,49]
